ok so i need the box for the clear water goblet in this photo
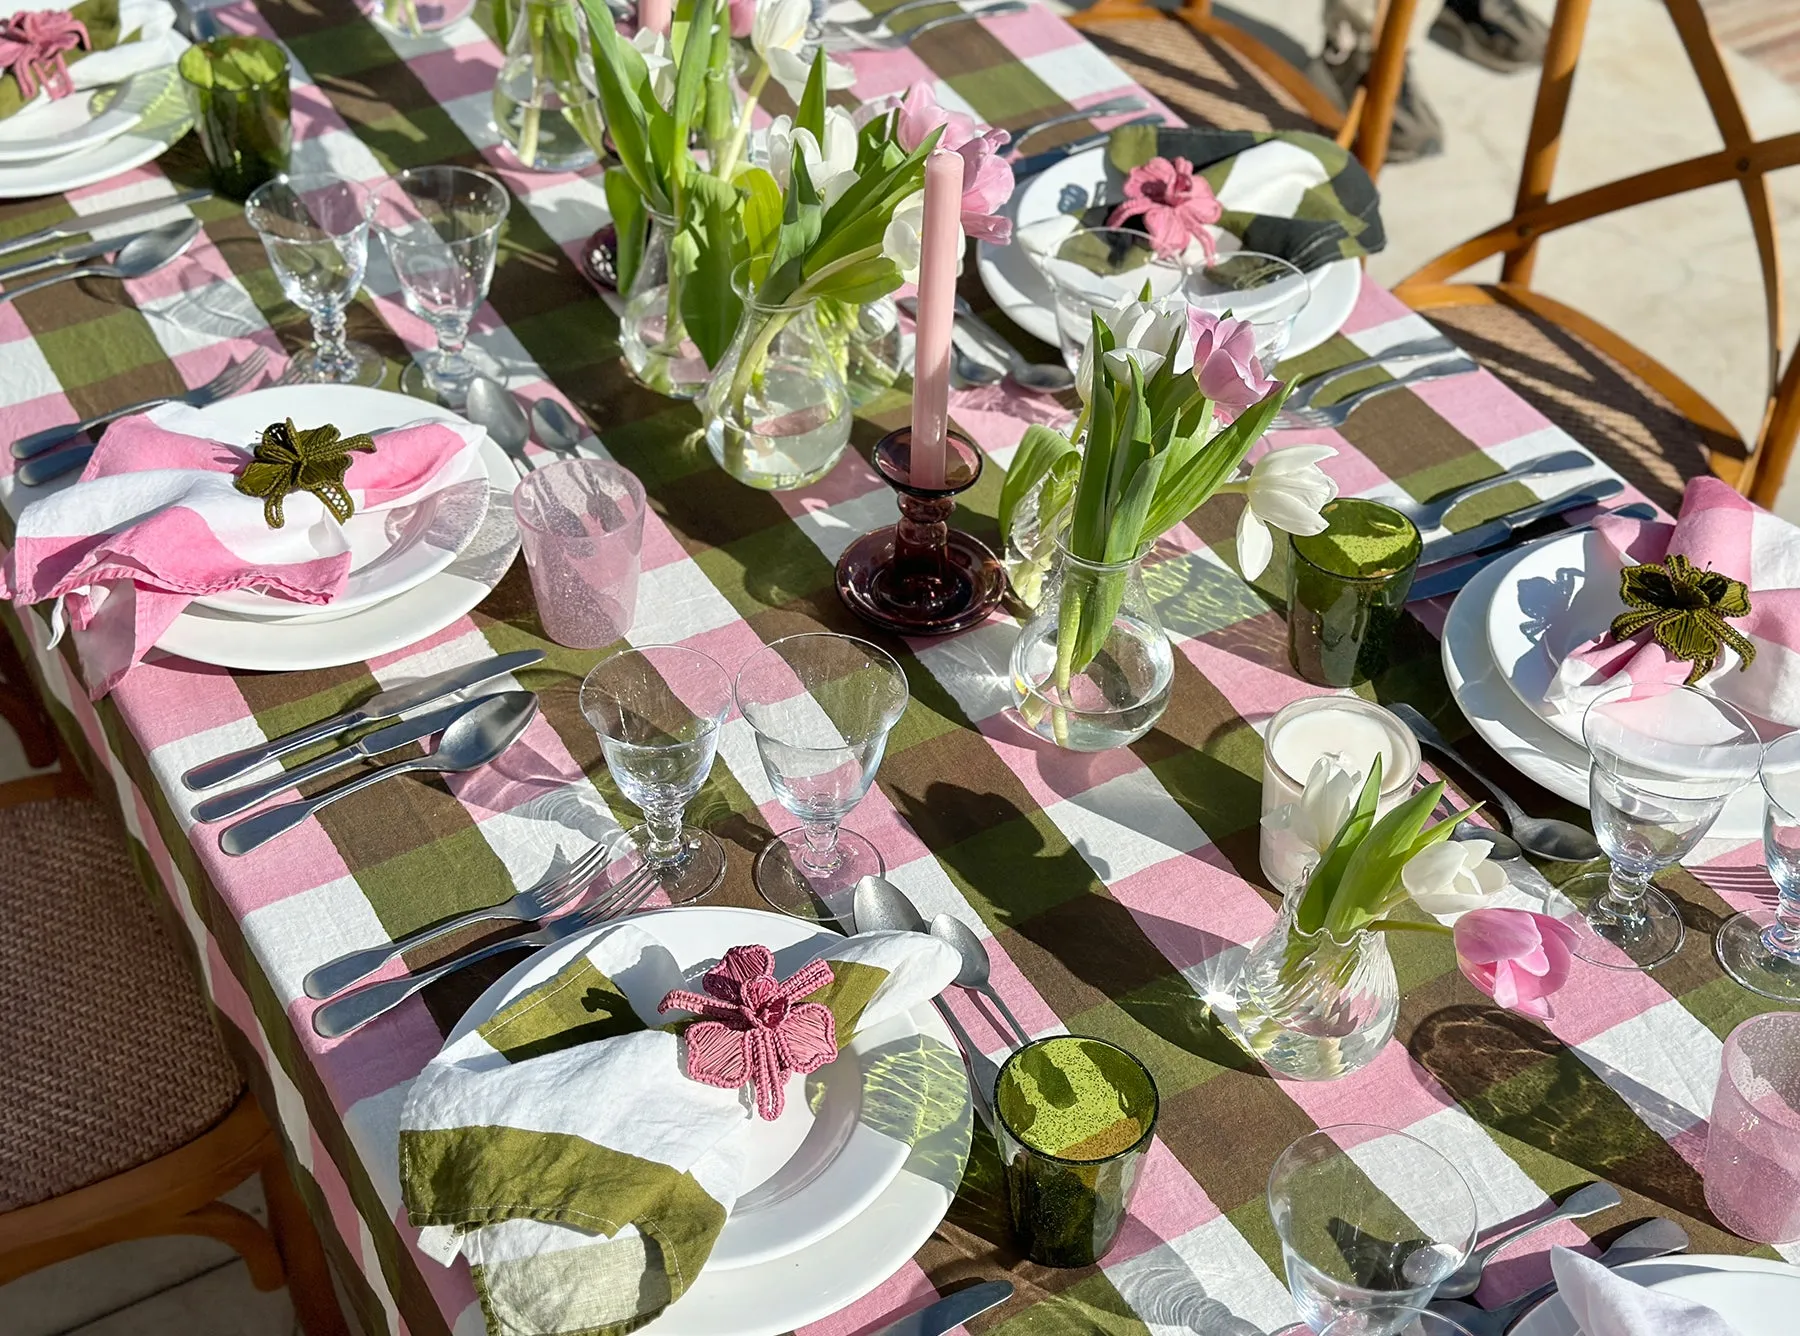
[1565,681,1761,970]
[1184,248,1309,365]
[1268,1124,1477,1336]
[245,174,382,386]
[1317,1309,1479,1336]
[1038,226,1188,375]
[372,166,510,408]
[1717,729,1800,998]
[580,645,733,903]
[734,633,909,929]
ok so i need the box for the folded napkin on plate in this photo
[399,924,960,1336]
[1551,1247,1740,1335]
[1543,476,1800,729]
[0,0,184,121]
[0,402,482,696]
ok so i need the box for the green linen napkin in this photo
[0,0,131,120]
[399,923,962,1336]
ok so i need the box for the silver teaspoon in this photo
[0,218,200,306]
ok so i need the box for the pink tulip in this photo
[1453,908,1580,1020]
[891,84,1014,245]
[1190,309,1276,421]
[728,0,754,37]
[1106,156,1222,258]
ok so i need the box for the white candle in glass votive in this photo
[1259,695,1421,891]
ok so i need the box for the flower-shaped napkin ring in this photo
[1613,553,1755,684]
[235,418,377,529]
[659,945,836,1121]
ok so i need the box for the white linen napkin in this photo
[1551,1247,1741,1335]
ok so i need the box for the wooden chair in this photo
[1393,0,1798,511]
[1070,0,1423,177]
[0,752,349,1336]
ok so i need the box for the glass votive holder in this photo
[1704,1011,1800,1243]
[177,38,293,201]
[1260,695,1421,890]
[994,1035,1158,1269]
[1287,498,1422,688]
[512,459,647,649]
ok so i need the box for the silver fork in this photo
[310,862,662,1039]
[1391,449,1595,532]
[1007,94,1147,153]
[817,0,952,41]
[1273,357,1479,431]
[13,349,271,465]
[1283,336,1460,411]
[823,2,1028,49]
[302,841,614,1000]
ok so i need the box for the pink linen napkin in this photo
[1543,476,1800,729]
[1,403,483,696]
[1550,1247,1740,1335]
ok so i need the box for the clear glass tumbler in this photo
[245,175,382,386]
[1184,248,1309,365]
[1267,1124,1477,1336]
[1704,1011,1800,1243]
[1565,681,1761,970]
[512,460,646,649]
[372,166,510,408]
[580,645,733,903]
[734,633,909,929]
[1717,728,1800,999]
[1037,226,1188,374]
[1316,1309,1479,1336]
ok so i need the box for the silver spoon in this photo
[1431,1217,1687,1336]
[930,912,1031,1048]
[1434,1182,1622,1300]
[466,376,530,475]
[219,692,538,856]
[530,398,585,455]
[0,217,200,306]
[1390,704,1603,863]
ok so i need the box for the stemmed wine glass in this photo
[580,645,733,903]
[1566,681,1762,970]
[734,633,909,929]
[1717,730,1800,998]
[371,166,509,408]
[245,174,381,385]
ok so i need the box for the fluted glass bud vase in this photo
[493,0,602,172]
[701,264,852,490]
[620,211,711,400]
[1230,891,1398,1081]
[1008,542,1172,751]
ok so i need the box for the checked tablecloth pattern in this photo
[0,1,1795,1333]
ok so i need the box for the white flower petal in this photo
[1252,486,1335,536]
[1257,444,1338,476]
[766,46,813,100]
[1236,504,1274,580]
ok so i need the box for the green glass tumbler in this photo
[1286,498,1422,688]
[178,37,293,201]
[994,1035,1158,1268]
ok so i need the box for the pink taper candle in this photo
[910,149,964,491]
[638,0,671,34]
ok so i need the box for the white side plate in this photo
[1510,1254,1800,1336]
[0,66,176,163]
[0,66,189,198]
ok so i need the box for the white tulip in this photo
[1402,838,1509,916]
[882,189,926,283]
[1260,754,1363,892]
[1233,444,1340,579]
[1074,296,1185,403]
[752,0,854,101]
[766,108,858,204]
[766,45,854,101]
[631,28,675,109]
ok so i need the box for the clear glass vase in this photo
[493,0,602,172]
[1008,542,1173,751]
[365,0,475,35]
[1230,892,1399,1081]
[701,267,853,490]
[619,210,713,401]
[1003,469,1071,612]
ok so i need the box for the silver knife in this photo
[0,189,212,262]
[868,1282,1014,1336]
[1415,479,1625,566]
[0,230,152,285]
[191,697,483,822]
[1409,501,1658,601]
[1013,113,1166,179]
[181,649,546,792]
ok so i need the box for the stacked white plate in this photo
[1511,1254,1800,1335]
[153,385,521,671]
[0,64,193,199]
[453,906,974,1336]
[1442,529,1763,842]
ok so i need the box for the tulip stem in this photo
[714,64,769,183]
[1365,919,1452,936]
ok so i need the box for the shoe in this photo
[1305,47,1445,164]
[1430,0,1550,73]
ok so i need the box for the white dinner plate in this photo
[976,145,1359,359]
[451,906,971,1334]
[0,65,177,163]
[0,64,189,198]
[1442,539,1763,842]
[187,387,493,620]
[1510,1253,1800,1336]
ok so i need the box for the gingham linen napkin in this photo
[1,403,482,695]
[398,923,960,1336]
[1543,476,1800,729]
[1551,1247,1740,1335]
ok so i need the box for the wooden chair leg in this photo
[172,1200,287,1291]
[261,1154,352,1336]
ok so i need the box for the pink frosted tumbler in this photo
[1704,1011,1800,1243]
[512,460,646,649]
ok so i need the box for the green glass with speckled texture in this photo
[1287,498,1421,687]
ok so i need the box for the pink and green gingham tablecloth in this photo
[0,2,1794,1333]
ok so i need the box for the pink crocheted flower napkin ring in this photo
[659,944,837,1121]
[0,10,92,103]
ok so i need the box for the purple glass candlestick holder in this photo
[836,426,1005,636]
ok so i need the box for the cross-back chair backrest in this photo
[1399,0,1800,506]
